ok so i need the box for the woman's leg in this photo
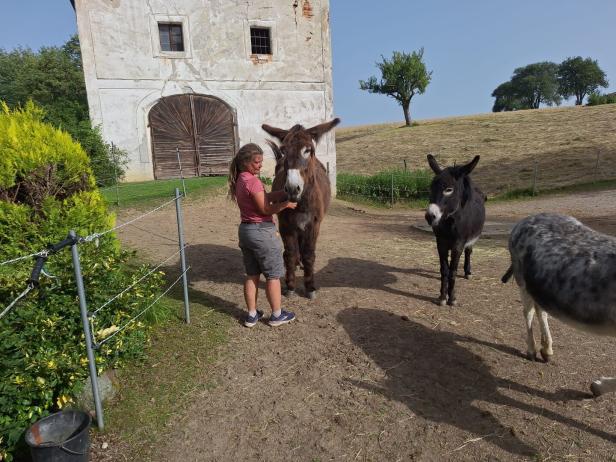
[265,278,282,316]
[244,275,260,316]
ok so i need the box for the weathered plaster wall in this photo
[73,0,336,187]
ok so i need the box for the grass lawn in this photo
[99,176,228,209]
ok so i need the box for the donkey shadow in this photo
[338,308,615,458]
[315,257,439,303]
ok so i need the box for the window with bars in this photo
[250,27,272,55]
[158,23,185,52]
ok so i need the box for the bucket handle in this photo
[61,444,87,456]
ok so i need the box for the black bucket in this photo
[25,410,91,462]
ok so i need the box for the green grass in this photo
[491,178,616,202]
[337,169,431,208]
[99,176,227,209]
[95,286,233,460]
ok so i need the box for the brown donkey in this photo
[262,118,340,299]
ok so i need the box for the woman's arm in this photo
[266,190,289,204]
[252,190,296,215]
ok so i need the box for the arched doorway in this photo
[148,94,237,179]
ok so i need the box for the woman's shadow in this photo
[338,308,615,458]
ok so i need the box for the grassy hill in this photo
[335,104,616,196]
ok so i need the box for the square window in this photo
[158,23,184,52]
[250,27,271,55]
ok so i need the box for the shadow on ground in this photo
[337,308,616,458]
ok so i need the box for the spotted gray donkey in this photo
[502,213,616,396]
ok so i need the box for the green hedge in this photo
[0,103,164,461]
[337,168,432,205]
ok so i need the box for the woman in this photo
[228,143,297,327]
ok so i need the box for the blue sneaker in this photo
[268,310,296,327]
[244,310,264,328]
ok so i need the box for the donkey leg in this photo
[591,377,616,396]
[282,232,298,296]
[520,287,538,361]
[536,307,553,362]
[300,225,319,300]
[463,247,472,279]
[436,241,449,306]
[447,248,462,306]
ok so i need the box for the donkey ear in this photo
[427,154,442,174]
[307,118,341,143]
[459,155,480,176]
[262,124,289,142]
[266,140,284,162]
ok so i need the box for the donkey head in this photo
[262,118,340,201]
[425,154,480,227]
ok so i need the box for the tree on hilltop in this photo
[359,48,432,126]
[558,56,608,105]
[491,62,561,112]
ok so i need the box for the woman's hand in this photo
[285,201,298,210]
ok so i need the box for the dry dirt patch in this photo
[94,191,616,461]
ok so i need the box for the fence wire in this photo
[0,284,34,320]
[0,249,49,267]
[80,196,179,243]
[89,246,186,318]
[94,267,190,348]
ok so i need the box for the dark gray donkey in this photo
[502,213,616,396]
[425,154,486,306]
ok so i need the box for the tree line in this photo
[0,36,125,185]
[492,57,609,112]
[360,50,612,125]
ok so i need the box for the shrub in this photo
[0,103,164,461]
[586,92,616,106]
[337,168,432,205]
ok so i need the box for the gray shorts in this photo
[238,222,284,280]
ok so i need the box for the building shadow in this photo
[338,308,615,457]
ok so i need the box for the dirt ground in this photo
[95,190,616,461]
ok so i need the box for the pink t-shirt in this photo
[236,172,273,223]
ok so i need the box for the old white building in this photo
[70,0,336,183]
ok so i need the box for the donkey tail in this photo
[501,266,513,283]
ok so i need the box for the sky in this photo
[1,1,615,127]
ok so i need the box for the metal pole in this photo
[532,159,538,195]
[404,159,407,173]
[175,188,190,323]
[594,151,600,183]
[176,147,187,198]
[70,230,104,430]
[112,143,120,206]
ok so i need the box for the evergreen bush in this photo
[0,103,164,461]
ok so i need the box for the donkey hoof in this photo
[306,290,317,300]
[526,351,538,362]
[464,273,472,280]
[284,289,296,298]
[447,298,457,306]
[590,378,611,397]
[438,298,447,306]
[540,349,553,363]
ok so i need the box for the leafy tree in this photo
[360,48,432,126]
[491,62,561,111]
[0,36,125,185]
[491,81,525,112]
[558,56,608,105]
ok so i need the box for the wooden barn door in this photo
[149,95,236,179]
